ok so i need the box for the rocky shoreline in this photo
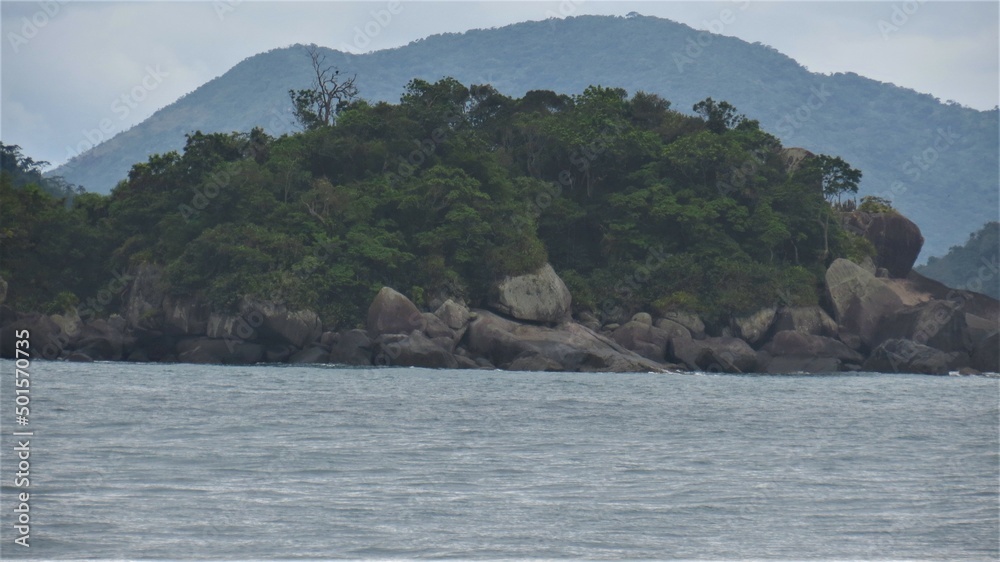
[1,251,997,375]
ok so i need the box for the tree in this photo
[288,45,359,130]
[693,98,747,134]
[814,155,862,203]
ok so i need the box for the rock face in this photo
[863,339,968,375]
[467,310,664,372]
[763,331,863,364]
[162,295,210,336]
[74,318,130,361]
[842,211,924,278]
[242,300,322,349]
[367,287,423,336]
[730,307,777,347]
[176,337,263,364]
[328,329,373,365]
[877,300,971,354]
[0,313,68,360]
[374,331,458,369]
[772,306,838,338]
[825,258,904,350]
[971,332,999,373]
[660,312,706,339]
[492,263,572,324]
[670,337,757,373]
[123,263,167,333]
[611,320,690,362]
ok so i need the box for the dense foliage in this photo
[916,222,999,299]
[48,16,997,260]
[4,80,864,329]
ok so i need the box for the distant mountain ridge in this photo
[49,14,998,259]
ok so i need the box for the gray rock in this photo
[730,307,777,347]
[772,306,838,338]
[373,331,458,369]
[0,275,6,306]
[49,309,83,342]
[762,331,864,363]
[825,258,904,349]
[508,353,565,372]
[965,313,998,347]
[242,300,322,349]
[467,310,665,373]
[631,312,653,325]
[66,352,95,362]
[75,318,130,361]
[877,299,972,354]
[289,346,329,364]
[576,311,601,331]
[206,312,258,341]
[661,311,706,339]
[841,211,924,278]
[264,344,295,363]
[492,263,572,323]
[176,337,263,364]
[611,320,689,363]
[764,356,842,374]
[162,295,210,336]
[1,313,69,360]
[971,332,999,373]
[122,263,166,333]
[454,355,481,370]
[864,339,969,375]
[367,287,423,336]
[434,299,471,330]
[670,337,757,373]
[328,329,373,366]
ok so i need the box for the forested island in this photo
[2,73,997,374]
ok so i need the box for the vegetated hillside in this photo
[49,15,998,260]
[916,222,1000,299]
[4,79,869,329]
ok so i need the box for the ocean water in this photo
[0,360,997,560]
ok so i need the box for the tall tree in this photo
[288,45,359,130]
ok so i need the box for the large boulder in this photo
[467,310,665,372]
[730,307,777,347]
[176,337,263,364]
[373,331,458,369]
[434,299,471,331]
[876,299,972,354]
[863,339,968,375]
[328,329,373,366]
[659,312,706,339]
[74,317,131,361]
[242,300,322,349]
[763,355,843,374]
[772,306,838,338]
[669,337,757,373]
[122,263,167,333]
[762,331,863,364]
[0,313,68,360]
[841,211,924,278]
[611,320,690,362]
[162,295,211,336]
[491,263,572,324]
[971,332,999,373]
[825,258,904,350]
[367,287,423,336]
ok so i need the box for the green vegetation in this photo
[3,80,865,330]
[916,222,999,299]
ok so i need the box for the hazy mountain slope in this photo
[915,222,999,299]
[50,14,998,259]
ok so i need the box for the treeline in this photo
[916,222,999,299]
[1,79,868,329]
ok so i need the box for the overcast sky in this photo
[1,1,997,170]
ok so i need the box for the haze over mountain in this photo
[51,14,998,260]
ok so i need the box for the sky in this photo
[1,1,997,170]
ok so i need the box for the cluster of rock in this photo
[0,212,996,375]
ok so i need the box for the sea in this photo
[0,360,997,560]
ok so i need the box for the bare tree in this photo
[288,45,359,129]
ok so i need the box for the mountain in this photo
[50,14,998,259]
[915,222,1000,299]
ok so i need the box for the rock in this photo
[576,311,601,331]
[661,311,706,339]
[631,312,653,325]
[373,331,457,369]
[264,344,295,363]
[162,295,210,336]
[434,299,471,330]
[877,299,972,354]
[971,332,999,373]
[66,352,95,362]
[132,334,178,362]
[367,287,423,336]
[242,300,322,349]
[762,331,864,363]
[453,355,480,370]
[206,312,258,341]
[467,310,664,373]
[841,211,924,278]
[289,346,329,364]
[611,320,689,363]
[123,263,167,333]
[420,312,459,341]
[491,263,572,323]
[328,329,373,366]
[825,258,904,350]
[49,308,83,342]
[730,307,777,347]
[126,348,149,362]
[75,318,130,361]
[0,275,6,306]
[863,339,969,375]
[772,306,838,338]
[964,313,997,347]
[176,337,263,364]
[779,147,815,173]
[764,356,842,374]
[0,313,69,360]
[508,353,565,372]
[603,323,620,332]
[669,337,757,373]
